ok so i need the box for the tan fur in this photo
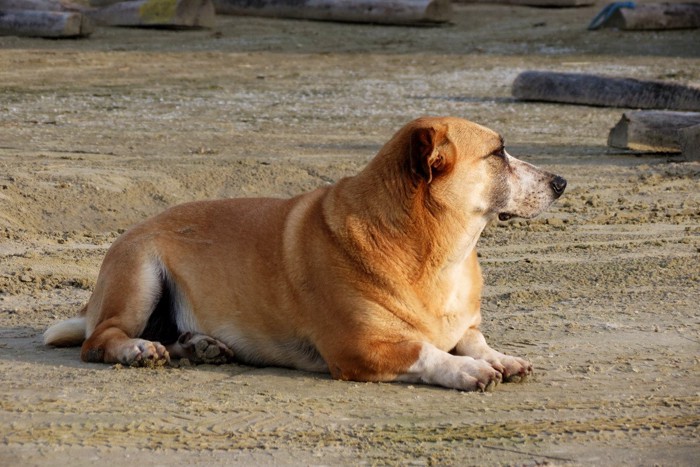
[44,117,565,391]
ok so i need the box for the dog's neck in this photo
[322,147,487,284]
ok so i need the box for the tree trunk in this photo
[607,111,700,154]
[679,124,700,161]
[512,71,700,111]
[0,0,74,11]
[85,0,215,28]
[601,3,700,30]
[0,9,93,37]
[458,0,593,7]
[213,0,451,25]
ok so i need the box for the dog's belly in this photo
[210,326,329,373]
[172,280,329,373]
[147,195,333,372]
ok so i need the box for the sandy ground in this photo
[1,2,699,465]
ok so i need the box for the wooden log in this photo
[88,0,128,7]
[597,3,700,30]
[85,0,216,28]
[0,9,93,37]
[512,71,700,111]
[0,0,66,11]
[459,0,593,7]
[607,111,700,153]
[679,124,700,161]
[212,0,451,26]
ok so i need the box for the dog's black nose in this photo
[551,176,567,197]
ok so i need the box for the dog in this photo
[44,116,566,391]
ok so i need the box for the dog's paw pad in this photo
[482,378,499,392]
[505,373,523,383]
[181,334,234,364]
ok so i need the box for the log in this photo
[679,124,700,161]
[212,0,451,25]
[88,0,129,6]
[0,0,216,28]
[85,0,216,28]
[460,0,593,7]
[595,3,700,30]
[512,71,700,111]
[0,0,70,11]
[607,111,700,153]
[0,9,93,37]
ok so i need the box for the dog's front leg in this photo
[453,328,532,383]
[397,342,502,391]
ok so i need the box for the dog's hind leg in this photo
[80,251,170,366]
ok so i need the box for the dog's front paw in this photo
[454,330,533,384]
[448,358,502,392]
[122,339,170,367]
[402,343,504,391]
[495,355,532,383]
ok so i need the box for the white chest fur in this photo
[431,257,481,351]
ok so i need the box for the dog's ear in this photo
[409,125,448,184]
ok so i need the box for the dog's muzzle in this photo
[496,174,568,222]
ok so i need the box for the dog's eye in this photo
[492,149,506,159]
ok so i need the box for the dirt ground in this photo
[1,2,699,465]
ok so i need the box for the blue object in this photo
[588,2,636,30]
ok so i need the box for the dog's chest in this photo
[430,264,480,350]
[436,298,476,350]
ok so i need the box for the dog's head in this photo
[401,116,566,223]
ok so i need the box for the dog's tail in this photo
[43,304,87,347]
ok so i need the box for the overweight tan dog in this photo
[44,116,566,391]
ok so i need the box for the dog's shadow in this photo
[0,325,338,383]
[1,326,514,398]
